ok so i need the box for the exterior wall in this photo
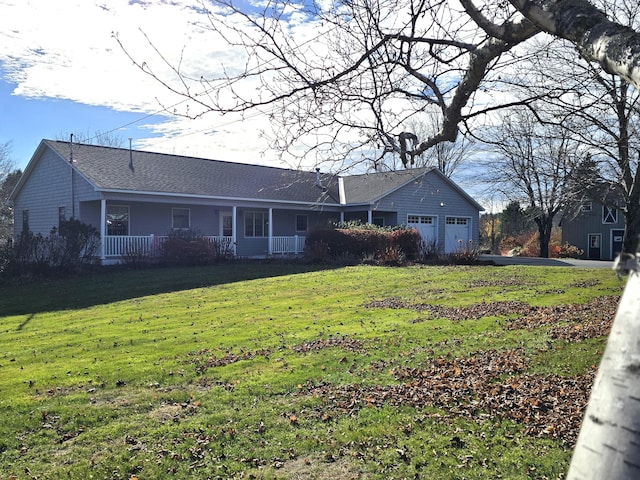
[562,202,626,260]
[373,172,480,248]
[236,208,339,257]
[12,150,98,236]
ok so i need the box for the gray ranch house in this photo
[11,140,483,263]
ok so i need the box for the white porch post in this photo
[268,208,273,255]
[340,211,345,223]
[368,209,373,224]
[232,206,237,256]
[100,198,106,260]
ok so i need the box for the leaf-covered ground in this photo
[297,348,593,446]
[285,295,620,447]
[365,294,619,342]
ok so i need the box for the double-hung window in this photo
[172,208,191,230]
[245,212,268,237]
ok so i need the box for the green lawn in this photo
[0,263,624,479]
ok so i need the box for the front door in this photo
[611,229,625,259]
[220,213,233,237]
[588,234,601,259]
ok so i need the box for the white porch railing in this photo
[103,235,306,257]
[271,235,306,255]
[103,235,234,257]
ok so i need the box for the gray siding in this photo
[373,172,480,247]
[13,150,96,235]
[562,203,626,260]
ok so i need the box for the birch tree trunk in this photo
[568,257,640,479]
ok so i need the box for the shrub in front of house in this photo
[304,223,421,264]
[0,220,100,279]
[160,229,234,265]
[388,228,422,260]
[557,242,584,259]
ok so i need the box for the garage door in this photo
[445,217,471,253]
[407,215,436,245]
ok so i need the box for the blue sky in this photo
[0,0,280,172]
[1,77,166,170]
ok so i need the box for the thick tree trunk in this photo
[623,189,640,255]
[567,261,640,479]
[535,217,552,258]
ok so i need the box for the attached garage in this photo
[408,214,437,245]
[445,216,472,253]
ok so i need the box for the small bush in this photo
[160,230,234,265]
[416,238,442,263]
[558,242,584,259]
[375,246,405,266]
[447,240,481,264]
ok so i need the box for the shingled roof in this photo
[43,140,341,205]
[340,167,434,204]
[15,140,480,210]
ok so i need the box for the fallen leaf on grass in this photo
[298,349,594,445]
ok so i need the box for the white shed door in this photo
[408,215,436,244]
[445,217,471,253]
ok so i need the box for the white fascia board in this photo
[95,188,341,208]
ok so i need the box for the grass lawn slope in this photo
[0,263,624,479]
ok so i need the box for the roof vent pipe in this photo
[315,168,323,189]
[69,133,73,163]
[129,138,134,171]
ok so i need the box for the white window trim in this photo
[407,214,436,225]
[602,206,618,225]
[245,211,269,238]
[445,216,471,225]
[172,207,191,230]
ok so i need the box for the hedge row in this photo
[304,227,422,261]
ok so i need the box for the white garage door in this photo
[445,217,471,253]
[408,215,436,244]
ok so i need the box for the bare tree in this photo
[481,107,582,257]
[55,130,125,148]
[498,0,640,255]
[116,0,640,172]
[0,141,18,240]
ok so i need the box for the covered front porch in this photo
[91,199,316,262]
[88,198,386,263]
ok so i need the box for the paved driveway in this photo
[480,254,614,269]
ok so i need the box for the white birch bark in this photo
[509,0,640,90]
[568,257,640,479]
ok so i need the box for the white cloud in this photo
[0,0,300,166]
